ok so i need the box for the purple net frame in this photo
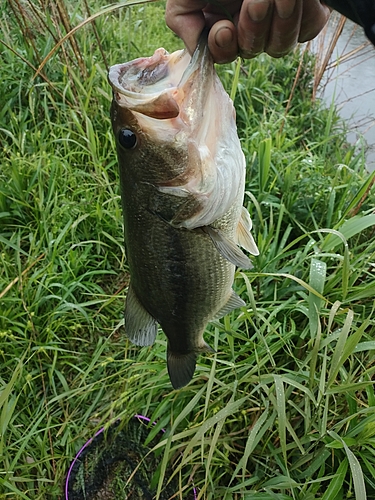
[65,415,197,499]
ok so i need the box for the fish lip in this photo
[108,48,186,99]
[107,29,212,106]
[107,48,172,100]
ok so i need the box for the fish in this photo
[108,32,259,390]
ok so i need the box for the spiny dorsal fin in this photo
[125,283,158,346]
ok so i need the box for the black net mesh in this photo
[66,418,195,500]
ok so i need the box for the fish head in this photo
[108,33,245,228]
[109,47,197,186]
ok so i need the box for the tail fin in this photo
[167,349,197,389]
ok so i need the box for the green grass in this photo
[1,0,375,498]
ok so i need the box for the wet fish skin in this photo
[109,35,258,389]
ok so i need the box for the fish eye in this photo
[118,129,137,149]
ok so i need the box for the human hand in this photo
[165,0,331,63]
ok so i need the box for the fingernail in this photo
[248,0,270,22]
[215,27,234,48]
[275,0,296,19]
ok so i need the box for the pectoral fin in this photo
[237,207,259,256]
[149,185,203,229]
[202,225,253,269]
[124,284,158,346]
[211,290,246,320]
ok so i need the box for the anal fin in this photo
[211,290,246,320]
[202,225,253,269]
[124,284,158,346]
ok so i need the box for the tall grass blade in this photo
[322,214,375,251]
[156,387,205,499]
[328,431,367,500]
[327,309,354,387]
[182,396,248,459]
[258,138,272,194]
[274,375,287,464]
[309,258,327,339]
[229,405,275,483]
[34,0,158,78]
[230,57,241,101]
[346,169,375,218]
[321,457,348,500]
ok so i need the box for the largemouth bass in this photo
[108,33,259,389]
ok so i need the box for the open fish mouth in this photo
[108,32,213,122]
[109,48,189,98]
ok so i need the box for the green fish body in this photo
[108,36,258,389]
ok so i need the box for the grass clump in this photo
[1,1,375,499]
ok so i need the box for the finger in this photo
[265,0,303,57]
[236,0,273,59]
[165,0,207,54]
[299,0,331,42]
[208,20,238,63]
[274,0,297,19]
